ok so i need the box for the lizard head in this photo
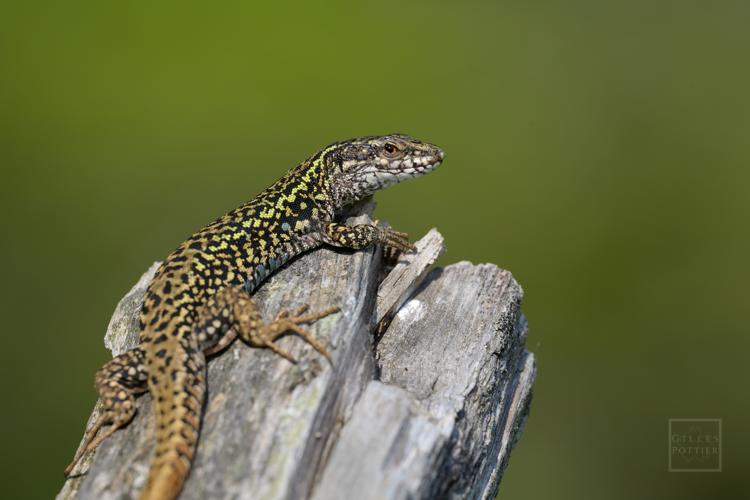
[325,133,445,207]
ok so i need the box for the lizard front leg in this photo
[321,222,415,252]
[64,347,148,476]
[196,286,338,363]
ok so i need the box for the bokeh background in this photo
[1,1,748,498]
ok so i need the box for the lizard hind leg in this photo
[199,286,339,364]
[240,297,339,363]
[64,347,148,476]
[262,305,340,361]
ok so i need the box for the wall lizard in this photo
[64,134,444,500]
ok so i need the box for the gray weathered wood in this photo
[375,228,445,329]
[315,263,533,500]
[58,214,535,500]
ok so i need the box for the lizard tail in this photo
[139,344,206,500]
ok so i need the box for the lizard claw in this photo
[379,228,415,253]
[275,304,310,321]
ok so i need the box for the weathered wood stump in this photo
[58,206,535,500]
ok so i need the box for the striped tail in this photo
[139,342,206,500]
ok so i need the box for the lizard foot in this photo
[257,306,339,363]
[379,227,416,253]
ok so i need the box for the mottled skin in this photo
[65,134,444,499]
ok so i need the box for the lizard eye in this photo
[382,142,399,157]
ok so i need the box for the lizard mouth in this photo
[357,150,444,193]
[395,155,443,177]
[390,146,444,180]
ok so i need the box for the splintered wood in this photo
[59,222,535,500]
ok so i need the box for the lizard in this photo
[64,133,444,500]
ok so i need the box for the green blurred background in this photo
[1,1,748,498]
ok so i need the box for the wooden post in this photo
[58,207,535,500]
